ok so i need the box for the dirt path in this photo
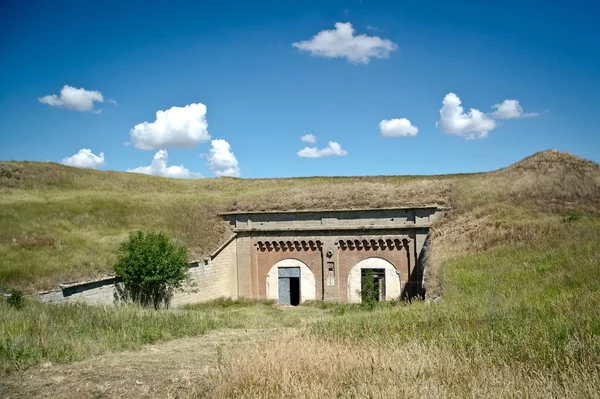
[0,328,290,398]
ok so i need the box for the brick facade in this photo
[252,238,323,299]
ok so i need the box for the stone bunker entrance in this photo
[38,206,446,307]
[222,206,446,304]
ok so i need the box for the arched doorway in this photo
[347,258,401,303]
[266,259,316,305]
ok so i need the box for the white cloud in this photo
[379,118,418,137]
[129,103,210,150]
[437,93,497,140]
[292,22,398,64]
[492,99,539,119]
[366,25,383,32]
[207,139,240,177]
[38,85,107,112]
[128,150,202,179]
[300,133,317,143]
[297,141,348,158]
[61,149,106,169]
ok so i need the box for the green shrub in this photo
[6,289,24,309]
[563,210,584,223]
[0,168,12,179]
[360,270,378,311]
[114,231,189,309]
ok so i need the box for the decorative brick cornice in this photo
[337,238,409,251]
[256,240,322,252]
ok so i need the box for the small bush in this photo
[563,210,584,223]
[360,270,378,311]
[6,289,24,309]
[0,168,12,179]
[114,230,189,309]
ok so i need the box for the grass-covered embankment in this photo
[0,161,451,292]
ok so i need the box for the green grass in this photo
[197,215,600,397]
[0,298,324,376]
[309,216,600,372]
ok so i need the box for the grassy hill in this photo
[0,150,598,293]
[1,150,600,396]
[1,160,455,292]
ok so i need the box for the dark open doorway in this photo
[278,267,301,306]
[289,277,300,306]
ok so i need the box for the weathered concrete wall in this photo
[38,277,116,306]
[224,207,445,303]
[39,238,238,306]
[236,235,252,298]
[172,237,237,305]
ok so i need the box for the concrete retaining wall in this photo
[38,238,238,307]
[38,277,117,306]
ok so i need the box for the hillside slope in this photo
[424,150,600,295]
[1,150,598,293]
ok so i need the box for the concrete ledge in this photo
[219,205,448,216]
[208,234,237,260]
[59,275,116,289]
[234,223,434,233]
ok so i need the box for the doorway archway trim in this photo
[347,257,401,303]
[266,259,316,304]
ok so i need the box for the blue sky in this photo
[1,0,599,178]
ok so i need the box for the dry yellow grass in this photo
[202,334,600,399]
[4,327,598,399]
[0,328,281,398]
